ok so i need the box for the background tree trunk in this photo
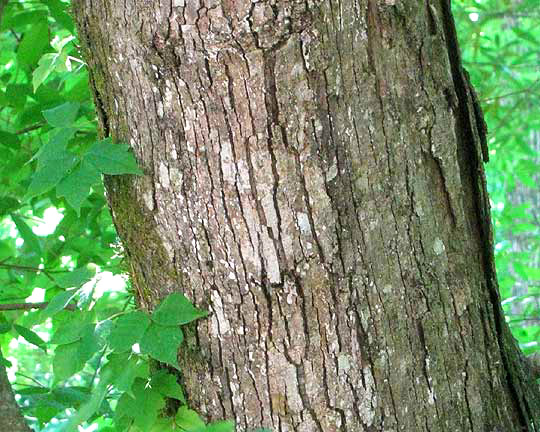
[0,3,37,431]
[0,350,32,432]
[72,1,540,431]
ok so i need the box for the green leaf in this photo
[44,289,79,316]
[52,266,95,289]
[1,10,48,31]
[512,28,538,45]
[42,102,81,128]
[25,150,78,199]
[0,131,21,150]
[175,406,206,431]
[46,0,75,33]
[205,421,236,432]
[51,35,76,53]
[51,320,94,345]
[0,197,21,216]
[152,292,208,326]
[17,22,49,66]
[140,322,183,368]
[0,314,12,333]
[150,370,185,402]
[5,84,29,110]
[60,366,114,432]
[0,239,15,261]
[14,324,47,351]
[53,341,86,382]
[0,356,12,368]
[85,138,143,175]
[11,214,42,254]
[102,352,149,393]
[144,417,177,432]
[108,311,151,352]
[52,387,91,406]
[33,52,68,92]
[115,378,165,431]
[32,128,76,167]
[56,160,101,214]
[53,325,99,382]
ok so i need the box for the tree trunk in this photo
[0,350,32,432]
[72,1,540,431]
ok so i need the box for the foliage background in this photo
[0,0,538,430]
[453,0,540,354]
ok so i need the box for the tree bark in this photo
[0,350,32,432]
[72,1,540,431]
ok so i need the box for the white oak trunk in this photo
[73,1,540,430]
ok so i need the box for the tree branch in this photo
[16,123,45,135]
[0,261,71,274]
[0,302,77,311]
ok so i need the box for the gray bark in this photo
[73,1,540,431]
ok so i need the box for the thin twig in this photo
[481,80,540,103]
[0,302,77,311]
[16,123,45,135]
[0,262,71,274]
[14,372,47,388]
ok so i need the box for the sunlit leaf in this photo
[44,289,79,317]
[33,52,68,92]
[52,266,95,289]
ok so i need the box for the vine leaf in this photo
[52,266,95,289]
[42,102,80,128]
[140,322,183,369]
[17,21,49,66]
[14,324,47,351]
[152,292,207,326]
[44,289,79,317]
[85,138,143,175]
[50,319,94,345]
[150,370,185,403]
[53,325,99,383]
[115,378,165,431]
[56,160,101,215]
[175,406,206,431]
[101,352,149,393]
[33,36,74,92]
[11,215,41,255]
[108,311,150,353]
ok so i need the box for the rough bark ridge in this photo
[72,1,540,431]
